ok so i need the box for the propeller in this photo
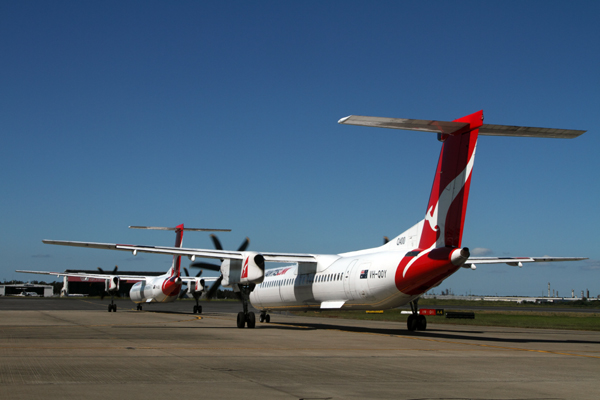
[183,267,202,278]
[98,265,118,274]
[189,235,250,271]
[204,275,223,300]
[210,234,249,252]
[189,235,250,300]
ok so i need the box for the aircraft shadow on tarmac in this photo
[266,321,600,345]
[87,306,600,345]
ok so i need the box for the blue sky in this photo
[1,1,598,297]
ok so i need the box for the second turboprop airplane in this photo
[42,111,587,330]
[19,225,221,313]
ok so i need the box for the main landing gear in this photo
[234,284,256,329]
[259,312,271,323]
[407,299,427,331]
[136,304,142,311]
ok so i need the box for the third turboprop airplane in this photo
[42,110,587,330]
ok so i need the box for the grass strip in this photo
[292,309,600,331]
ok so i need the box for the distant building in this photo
[61,270,164,297]
[0,284,53,297]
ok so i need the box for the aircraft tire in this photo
[236,312,246,328]
[108,304,112,312]
[407,314,417,331]
[197,305,202,314]
[247,312,256,329]
[259,313,265,323]
[114,304,117,312]
[417,315,427,331]
[265,314,270,323]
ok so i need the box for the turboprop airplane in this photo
[41,111,587,330]
[18,225,222,313]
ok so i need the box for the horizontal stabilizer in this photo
[339,115,586,139]
[129,226,231,232]
[467,256,587,266]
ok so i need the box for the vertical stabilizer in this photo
[418,111,482,250]
[171,224,184,278]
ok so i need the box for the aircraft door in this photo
[343,260,359,299]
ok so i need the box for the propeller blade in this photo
[237,237,250,252]
[383,236,390,245]
[179,288,188,299]
[112,265,118,274]
[183,268,190,277]
[190,261,221,271]
[195,270,203,278]
[97,267,104,273]
[210,234,223,250]
[205,275,223,300]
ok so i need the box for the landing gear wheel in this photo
[407,314,418,331]
[237,312,246,328]
[137,304,142,311]
[417,315,427,331]
[113,304,117,312]
[247,312,256,329]
[108,304,112,312]
[265,314,270,323]
[259,313,265,323]
[193,305,197,313]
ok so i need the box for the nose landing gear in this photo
[259,312,271,323]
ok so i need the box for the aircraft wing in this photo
[42,240,318,263]
[466,256,587,267]
[15,270,147,281]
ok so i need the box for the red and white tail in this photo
[418,110,482,250]
[339,111,584,252]
[171,224,184,278]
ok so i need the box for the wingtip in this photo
[338,115,352,124]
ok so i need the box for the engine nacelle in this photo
[105,276,120,292]
[221,252,265,286]
[190,278,205,293]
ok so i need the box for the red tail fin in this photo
[419,111,483,250]
[172,224,184,278]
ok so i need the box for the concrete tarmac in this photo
[1,298,599,399]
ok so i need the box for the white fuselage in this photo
[129,273,179,304]
[250,251,417,312]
